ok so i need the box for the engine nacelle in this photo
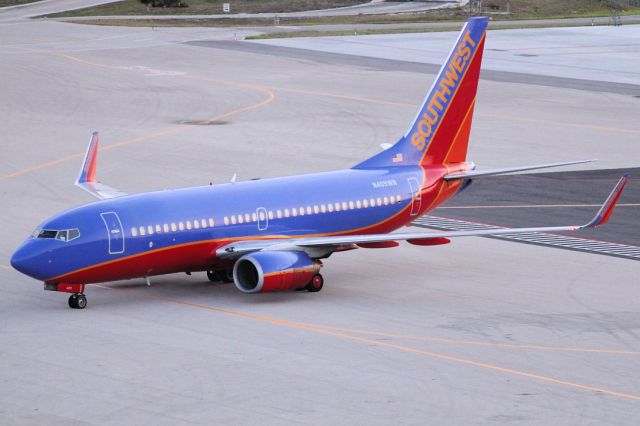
[233,251,321,293]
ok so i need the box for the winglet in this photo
[583,174,629,228]
[77,131,99,185]
[75,132,128,200]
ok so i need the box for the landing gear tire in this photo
[222,269,234,283]
[207,269,233,283]
[206,270,221,282]
[68,293,87,309]
[305,274,324,292]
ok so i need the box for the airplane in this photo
[10,17,629,309]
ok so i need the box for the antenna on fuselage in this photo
[231,173,237,184]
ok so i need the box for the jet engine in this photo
[233,251,321,293]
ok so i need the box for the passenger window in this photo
[397,195,402,202]
[56,230,68,242]
[390,196,395,205]
[356,200,362,209]
[259,211,266,220]
[244,214,251,223]
[383,197,389,205]
[179,222,185,231]
[252,213,258,222]
[194,220,200,229]
[320,204,326,213]
[292,208,298,217]
[349,201,354,210]
[376,198,382,206]
[335,203,341,212]
[238,215,244,224]
[139,227,146,236]
[268,211,274,220]
[171,223,177,232]
[306,206,312,215]
[370,198,375,207]
[284,209,290,218]
[186,221,192,230]
[68,229,80,241]
[209,218,215,227]
[277,210,283,219]
[231,216,236,225]
[363,199,369,208]
[328,204,334,212]
[148,226,154,235]
[163,224,169,233]
[299,207,305,216]
[224,217,229,226]
[156,225,162,233]
[201,219,207,228]
[131,228,138,237]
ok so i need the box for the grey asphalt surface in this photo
[432,168,640,246]
[1,12,639,426]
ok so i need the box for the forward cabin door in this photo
[100,211,125,254]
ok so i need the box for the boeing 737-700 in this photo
[11,17,628,309]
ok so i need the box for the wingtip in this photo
[586,174,628,228]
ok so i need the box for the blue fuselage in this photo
[11,166,443,283]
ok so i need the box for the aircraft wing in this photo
[444,159,595,180]
[75,132,128,200]
[217,174,628,259]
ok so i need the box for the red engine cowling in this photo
[233,251,321,293]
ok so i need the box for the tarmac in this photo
[1,5,639,425]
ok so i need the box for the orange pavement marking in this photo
[92,283,640,402]
[0,50,276,183]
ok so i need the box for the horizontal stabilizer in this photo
[75,132,128,200]
[444,159,595,180]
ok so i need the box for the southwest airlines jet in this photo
[11,17,628,309]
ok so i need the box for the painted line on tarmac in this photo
[305,325,640,356]
[91,283,640,402]
[273,86,640,136]
[438,203,640,209]
[0,48,276,183]
[1,46,638,184]
[413,215,640,260]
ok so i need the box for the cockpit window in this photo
[68,229,80,241]
[32,228,80,242]
[37,230,58,239]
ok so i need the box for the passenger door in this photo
[408,177,422,216]
[100,212,125,254]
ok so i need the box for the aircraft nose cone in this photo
[11,242,43,280]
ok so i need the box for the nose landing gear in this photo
[68,293,87,309]
[44,282,87,309]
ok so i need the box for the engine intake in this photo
[233,251,321,293]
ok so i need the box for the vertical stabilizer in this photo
[354,17,488,169]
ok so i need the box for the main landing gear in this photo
[207,269,233,283]
[305,273,324,292]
